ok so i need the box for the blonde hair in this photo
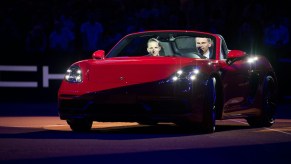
[147,38,161,47]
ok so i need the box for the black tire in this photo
[67,119,93,132]
[247,76,276,127]
[200,77,216,133]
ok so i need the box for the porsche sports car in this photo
[58,30,278,133]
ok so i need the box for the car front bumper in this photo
[58,79,206,123]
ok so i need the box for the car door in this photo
[221,57,257,112]
[218,38,259,113]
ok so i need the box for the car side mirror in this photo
[92,50,105,59]
[226,50,247,65]
[227,50,246,58]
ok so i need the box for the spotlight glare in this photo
[190,75,196,80]
[177,70,183,75]
[172,76,178,81]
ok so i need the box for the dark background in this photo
[0,0,290,103]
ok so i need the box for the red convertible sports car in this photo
[58,30,278,133]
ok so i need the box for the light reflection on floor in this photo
[1,116,291,134]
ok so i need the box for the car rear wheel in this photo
[67,119,93,132]
[247,76,276,127]
[200,77,216,133]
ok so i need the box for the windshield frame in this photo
[106,31,216,59]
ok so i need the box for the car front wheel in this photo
[200,77,216,133]
[67,119,93,132]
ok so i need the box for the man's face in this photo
[147,41,161,56]
[196,37,211,55]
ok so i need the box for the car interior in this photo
[110,33,215,59]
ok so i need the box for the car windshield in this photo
[106,32,215,59]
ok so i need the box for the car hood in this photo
[86,57,204,85]
[60,56,211,95]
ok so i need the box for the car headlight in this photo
[64,65,82,83]
[172,67,200,82]
[247,56,258,63]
